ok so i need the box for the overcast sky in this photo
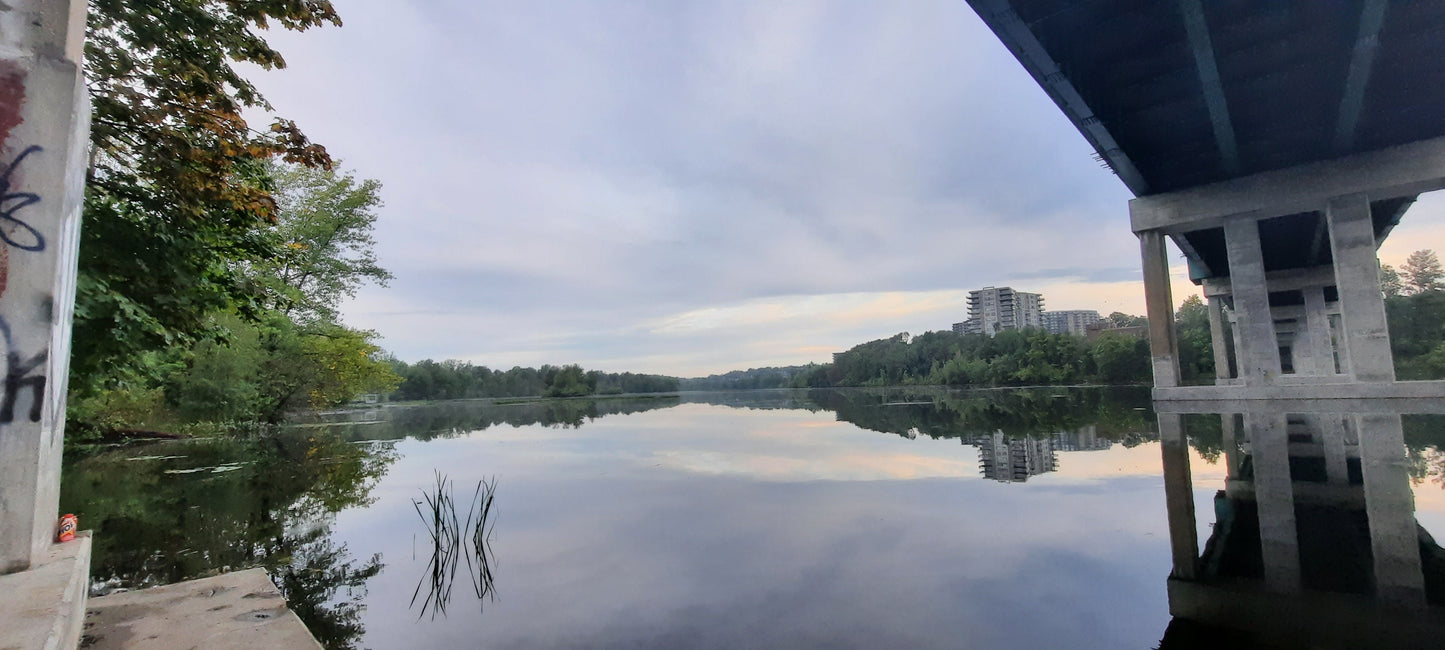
[248,0,1445,377]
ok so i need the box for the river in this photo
[60,388,1445,648]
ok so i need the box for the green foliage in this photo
[544,364,594,398]
[1389,285,1445,380]
[75,0,340,392]
[1381,264,1405,298]
[1093,333,1151,384]
[1403,250,1445,295]
[788,324,1151,390]
[1174,294,1215,382]
[388,360,679,401]
[259,162,393,322]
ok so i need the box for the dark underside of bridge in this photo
[967,0,1445,279]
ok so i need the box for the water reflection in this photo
[1157,405,1445,648]
[63,431,393,649]
[409,472,497,619]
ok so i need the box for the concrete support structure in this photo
[1223,220,1281,386]
[1161,406,1440,644]
[1158,413,1197,580]
[1207,297,1231,383]
[1355,413,1425,609]
[0,0,90,573]
[1246,411,1301,593]
[1130,136,1445,402]
[1140,231,1180,388]
[1328,195,1395,383]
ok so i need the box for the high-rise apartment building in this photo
[1042,309,1101,336]
[974,431,1058,483]
[958,287,1043,336]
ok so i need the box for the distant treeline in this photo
[678,366,813,391]
[388,250,1445,402]
[686,307,1208,390]
[387,359,679,401]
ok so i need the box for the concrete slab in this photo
[0,530,91,650]
[83,568,320,650]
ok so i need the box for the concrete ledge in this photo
[1168,577,1445,648]
[1154,380,1445,411]
[0,530,92,650]
[85,567,321,650]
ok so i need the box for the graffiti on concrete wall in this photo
[0,144,44,253]
[0,317,45,423]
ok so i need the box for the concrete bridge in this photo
[967,0,1445,402]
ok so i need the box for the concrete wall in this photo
[0,0,88,574]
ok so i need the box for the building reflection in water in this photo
[972,426,1115,483]
[1157,402,1445,648]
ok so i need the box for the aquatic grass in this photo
[462,476,498,602]
[410,471,498,619]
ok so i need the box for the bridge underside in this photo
[968,0,1445,401]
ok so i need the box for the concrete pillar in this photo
[1247,410,1301,593]
[1159,413,1199,580]
[0,0,89,574]
[1221,413,1240,479]
[1326,194,1394,382]
[1302,286,1336,375]
[1317,415,1349,485]
[1224,218,1283,385]
[1356,414,1426,610]
[1140,231,1180,388]
[1207,296,1232,383]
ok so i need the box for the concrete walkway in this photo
[84,568,321,650]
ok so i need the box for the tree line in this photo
[386,360,679,401]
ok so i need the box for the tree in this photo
[1381,264,1405,298]
[1093,334,1150,383]
[1106,312,1148,328]
[1175,295,1215,382]
[260,163,392,322]
[74,1,340,393]
[1402,250,1444,295]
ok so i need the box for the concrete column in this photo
[1221,413,1240,479]
[1224,218,1282,385]
[1159,413,1198,580]
[1140,231,1180,388]
[1247,410,1301,593]
[1356,414,1426,610]
[1326,194,1394,382]
[1207,296,1232,383]
[1302,286,1336,375]
[0,0,89,574]
[1317,415,1349,485]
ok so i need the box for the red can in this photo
[57,514,77,543]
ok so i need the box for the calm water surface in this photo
[60,388,1445,648]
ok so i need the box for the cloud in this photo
[247,0,1166,375]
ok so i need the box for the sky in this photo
[247,0,1445,377]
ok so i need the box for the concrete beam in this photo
[1333,0,1388,154]
[1141,231,1180,387]
[1201,265,1337,298]
[1327,194,1394,382]
[1178,0,1240,175]
[1356,414,1426,610]
[1223,219,1281,385]
[1208,296,1232,382]
[1130,135,1445,234]
[1153,380,1445,406]
[1155,392,1445,414]
[1159,413,1199,580]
